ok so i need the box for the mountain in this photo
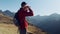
[0,10,14,24]
[28,13,60,34]
[0,10,15,17]
[0,13,13,24]
[0,10,46,34]
[1,10,60,34]
[3,10,15,17]
[0,10,3,13]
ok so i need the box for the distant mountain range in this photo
[0,10,60,34]
[28,13,60,34]
[0,10,14,17]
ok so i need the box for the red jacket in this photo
[18,8,33,29]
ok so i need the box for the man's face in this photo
[23,4,27,7]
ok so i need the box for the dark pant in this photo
[19,28,27,34]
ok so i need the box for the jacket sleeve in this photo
[25,8,34,16]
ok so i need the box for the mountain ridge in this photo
[0,10,60,34]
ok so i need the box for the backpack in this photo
[13,12,20,27]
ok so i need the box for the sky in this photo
[0,0,60,16]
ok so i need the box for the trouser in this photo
[19,28,27,34]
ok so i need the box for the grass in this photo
[0,24,18,34]
[0,24,47,34]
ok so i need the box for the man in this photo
[17,2,33,34]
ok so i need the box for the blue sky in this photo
[0,0,60,16]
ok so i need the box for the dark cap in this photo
[21,2,27,7]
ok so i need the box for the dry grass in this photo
[0,24,18,34]
[0,13,47,34]
[0,24,47,34]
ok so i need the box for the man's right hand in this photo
[23,6,30,11]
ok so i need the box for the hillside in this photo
[0,11,47,34]
[0,13,13,24]
[1,10,60,34]
[0,24,47,34]
[28,13,60,34]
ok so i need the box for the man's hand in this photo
[26,6,30,8]
[23,6,30,11]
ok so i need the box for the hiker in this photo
[14,2,34,34]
